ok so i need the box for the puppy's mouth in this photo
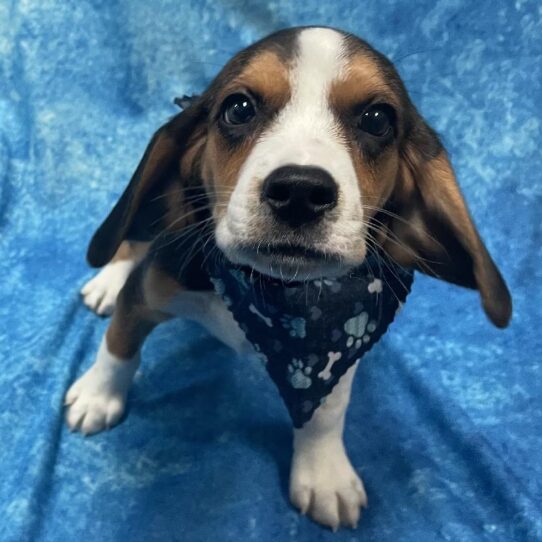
[259,243,334,260]
[227,242,345,281]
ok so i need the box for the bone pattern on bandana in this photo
[205,249,414,427]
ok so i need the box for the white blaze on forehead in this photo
[216,27,364,261]
[286,27,346,143]
[241,27,354,172]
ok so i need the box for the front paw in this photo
[289,445,367,530]
[80,260,134,316]
[64,366,128,435]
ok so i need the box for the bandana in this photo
[204,247,414,428]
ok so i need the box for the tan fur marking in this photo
[158,181,196,234]
[329,54,401,221]
[146,131,207,236]
[106,307,162,360]
[202,132,254,220]
[330,56,398,114]
[203,51,291,218]
[105,264,174,359]
[111,240,150,263]
[350,145,399,213]
[218,51,291,110]
[180,125,208,179]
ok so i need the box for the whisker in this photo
[173,220,217,278]
[365,221,438,276]
[200,227,222,268]
[150,216,216,254]
[365,236,405,307]
[149,187,234,205]
[148,203,212,229]
[365,231,412,294]
[176,226,216,280]
[362,204,447,255]
[370,217,449,263]
[149,200,227,231]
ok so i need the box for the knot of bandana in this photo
[205,248,414,427]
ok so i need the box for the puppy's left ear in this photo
[87,98,207,268]
[383,114,512,328]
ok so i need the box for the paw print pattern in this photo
[344,312,378,348]
[344,311,368,348]
[280,315,306,338]
[288,359,312,389]
[368,278,383,294]
[365,320,377,342]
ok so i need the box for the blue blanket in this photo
[1,1,541,541]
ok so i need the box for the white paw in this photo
[64,367,127,435]
[289,446,367,530]
[80,260,134,316]
[64,340,139,435]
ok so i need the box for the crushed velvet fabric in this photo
[1,1,540,541]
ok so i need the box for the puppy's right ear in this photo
[87,99,206,268]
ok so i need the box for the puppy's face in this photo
[201,27,403,280]
[89,26,511,327]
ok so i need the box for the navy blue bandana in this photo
[205,249,414,427]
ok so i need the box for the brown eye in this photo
[359,105,393,136]
[221,93,256,125]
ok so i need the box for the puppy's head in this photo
[88,27,512,327]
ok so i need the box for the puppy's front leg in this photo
[81,240,149,316]
[66,264,170,434]
[289,362,367,530]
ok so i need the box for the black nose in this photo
[262,165,338,227]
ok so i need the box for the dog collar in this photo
[205,248,414,427]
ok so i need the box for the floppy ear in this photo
[87,99,207,268]
[382,117,512,328]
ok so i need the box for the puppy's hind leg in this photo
[81,240,149,316]
[66,262,171,435]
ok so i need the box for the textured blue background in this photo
[1,1,541,541]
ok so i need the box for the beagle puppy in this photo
[67,26,512,530]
